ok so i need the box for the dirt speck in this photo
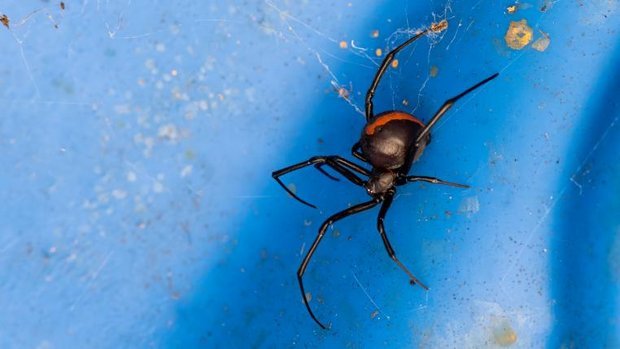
[431,19,448,33]
[0,14,9,29]
[430,65,439,77]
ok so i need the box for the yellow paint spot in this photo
[339,40,348,49]
[431,19,448,33]
[391,59,399,69]
[371,29,379,38]
[375,48,382,57]
[532,30,551,52]
[506,5,518,14]
[504,19,533,50]
[493,325,518,346]
[430,65,439,77]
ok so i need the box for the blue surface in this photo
[1,1,619,348]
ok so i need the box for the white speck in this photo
[153,181,164,193]
[145,58,156,69]
[244,88,256,102]
[158,124,179,142]
[112,189,127,199]
[180,165,192,178]
[458,196,480,217]
[97,192,110,204]
[35,341,54,349]
[155,43,166,52]
[127,171,137,182]
[114,104,131,114]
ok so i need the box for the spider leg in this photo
[406,175,469,188]
[314,163,341,181]
[351,142,368,163]
[415,73,499,146]
[272,156,370,208]
[314,155,373,182]
[365,28,431,120]
[377,189,428,289]
[298,197,382,329]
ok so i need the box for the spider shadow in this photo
[548,41,620,348]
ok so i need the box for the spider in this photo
[272,25,498,329]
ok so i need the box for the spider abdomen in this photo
[360,111,425,170]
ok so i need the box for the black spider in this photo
[273,25,498,329]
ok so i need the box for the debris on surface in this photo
[430,65,439,77]
[431,19,448,33]
[0,14,9,29]
[506,5,518,14]
[492,320,518,346]
[504,19,533,50]
[540,0,555,12]
[505,2,532,14]
[531,30,551,52]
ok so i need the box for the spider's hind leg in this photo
[376,189,428,289]
[298,197,382,329]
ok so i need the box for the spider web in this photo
[2,0,618,347]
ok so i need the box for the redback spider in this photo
[272,25,499,329]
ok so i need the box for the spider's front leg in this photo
[272,156,370,208]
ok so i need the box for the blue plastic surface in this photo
[1,1,619,348]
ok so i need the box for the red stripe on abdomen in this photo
[365,112,424,135]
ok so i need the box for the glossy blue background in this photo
[0,1,618,348]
